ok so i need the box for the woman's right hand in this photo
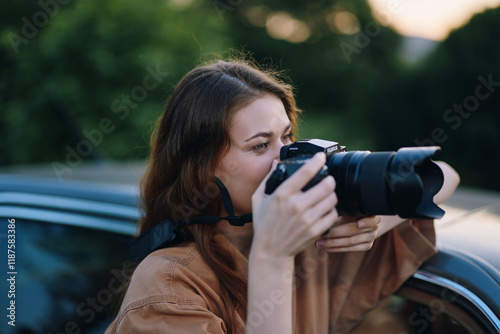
[250,152,339,260]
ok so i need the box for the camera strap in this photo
[127,177,253,263]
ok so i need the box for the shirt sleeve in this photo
[329,219,437,333]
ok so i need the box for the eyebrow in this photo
[244,122,292,142]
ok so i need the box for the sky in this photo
[367,0,500,40]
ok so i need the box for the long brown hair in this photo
[139,57,300,332]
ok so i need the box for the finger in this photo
[277,152,326,194]
[322,222,378,239]
[323,241,375,253]
[317,229,378,249]
[357,215,381,229]
[295,175,336,212]
[308,205,338,236]
[303,189,337,223]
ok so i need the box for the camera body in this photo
[265,139,445,219]
[265,139,342,193]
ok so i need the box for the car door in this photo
[0,176,137,333]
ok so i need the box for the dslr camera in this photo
[265,139,445,219]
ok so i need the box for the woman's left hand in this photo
[314,215,381,252]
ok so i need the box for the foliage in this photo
[1,0,229,165]
[1,1,499,190]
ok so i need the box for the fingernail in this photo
[314,152,326,161]
[357,221,366,228]
[316,240,324,248]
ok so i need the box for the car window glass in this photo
[1,218,132,334]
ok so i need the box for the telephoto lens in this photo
[265,139,445,219]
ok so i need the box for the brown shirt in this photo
[105,219,436,334]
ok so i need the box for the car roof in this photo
[436,187,500,275]
[2,169,500,278]
[437,205,500,268]
[0,175,137,205]
[0,173,140,235]
[421,189,500,323]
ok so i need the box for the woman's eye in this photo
[253,142,269,152]
[282,133,293,143]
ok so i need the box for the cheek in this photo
[242,155,273,190]
[221,153,270,187]
[226,155,274,214]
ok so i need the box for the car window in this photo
[1,218,133,334]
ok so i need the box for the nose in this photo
[273,141,284,161]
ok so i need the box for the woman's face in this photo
[215,93,293,215]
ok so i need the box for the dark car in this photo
[0,174,138,334]
[1,173,499,333]
[352,190,500,334]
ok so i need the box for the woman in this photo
[106,58,459,333]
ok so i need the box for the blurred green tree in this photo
[1,0,229,167]
[1,0,499,190]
